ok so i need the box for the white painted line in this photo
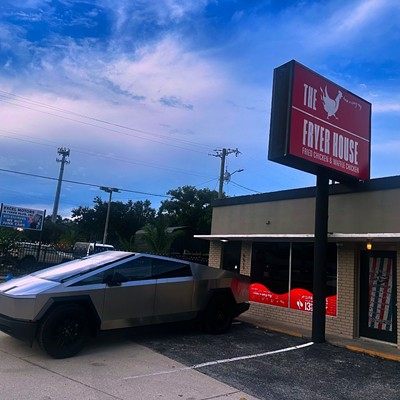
[123,342,314,380]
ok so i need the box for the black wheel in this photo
[37,304,89,359]
[203,294,234,334]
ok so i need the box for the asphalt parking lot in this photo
[1,320,400,400]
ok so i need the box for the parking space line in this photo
[123,342,314,380]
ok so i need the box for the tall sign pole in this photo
[52,147,70,223]
[312,170,329,342]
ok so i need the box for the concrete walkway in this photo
[0,331,259,400]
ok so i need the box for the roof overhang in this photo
[194,233,400,243]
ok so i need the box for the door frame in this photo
[359,251,397,343]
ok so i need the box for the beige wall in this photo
[211,198,315,235]
[211,188,400,235]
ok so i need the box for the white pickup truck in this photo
[72,242,114,258]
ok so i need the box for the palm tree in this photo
[141,220,178,255]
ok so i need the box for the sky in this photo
[0,0,399,218]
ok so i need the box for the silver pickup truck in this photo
[0,251,250,358]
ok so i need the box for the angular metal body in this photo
[0,252,250,344]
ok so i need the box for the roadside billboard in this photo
[0,204,45,231]
[268,60,371,182]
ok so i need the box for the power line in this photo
[0,92,269,198]
[0,90,217,152]
[0,129,213,179]
[230,180,262,194]
[0,167,170,198]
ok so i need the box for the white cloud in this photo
[109,0,210,34]
[302,0,397,50]
[335,0,385,33]
[105,36,226,102]
[373,102,400,113]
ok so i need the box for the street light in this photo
[100,187,120,244]
[224,168,244,183]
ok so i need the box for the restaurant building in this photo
[196,175,400,348]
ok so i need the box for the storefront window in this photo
[251,242,290,294]
[250,242,337,316]
[222,241,242,272]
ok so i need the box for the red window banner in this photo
[250,283,337,316]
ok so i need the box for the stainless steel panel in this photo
[0,294,36,320]
[154,277,194,318]
[101,280,156,329]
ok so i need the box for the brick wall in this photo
[332,244,356,338]
[240,242,252,276]
[208,241,222,268]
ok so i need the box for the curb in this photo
[237,317,400,363]
[344,345,400,362]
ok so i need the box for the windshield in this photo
[32,251,133,282]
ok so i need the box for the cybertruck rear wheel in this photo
[38,304,89,359]
[203,294,234,334]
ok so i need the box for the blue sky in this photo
[0,0,399,218]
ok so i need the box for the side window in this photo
[112,257,153,282]
[152,259,192,279]
[72,270,106,286]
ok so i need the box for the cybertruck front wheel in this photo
[38,304,89,359]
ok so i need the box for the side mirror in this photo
[104,272,127,287]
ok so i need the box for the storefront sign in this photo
[0,204,45,231]
[269,60,371,182]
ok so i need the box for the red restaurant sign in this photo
[269,60,371,182]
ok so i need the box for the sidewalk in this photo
[0,331,259,400]
[237,314,400,363]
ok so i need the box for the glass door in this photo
[359,251,397,343]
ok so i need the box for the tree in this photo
[71,197,156,247]
[140,217,179,254]
[159,186,219,234]
[0,227,24,256]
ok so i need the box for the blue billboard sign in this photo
[0,204,45,231]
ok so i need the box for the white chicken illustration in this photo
[320,85,343,119]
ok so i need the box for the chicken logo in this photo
[296,299,303,309]
[320,85,343,120]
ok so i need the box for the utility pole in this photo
[210,148,241,198]
[100,187,120,244]
[52,147,70,223]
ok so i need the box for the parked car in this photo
[0,251,250,358]
[72,242,114,258]
[12,242,73,265]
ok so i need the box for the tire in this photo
[37,304,89,359]
[203,294,234,334]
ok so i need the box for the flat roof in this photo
[194,233,400,242]
[212,175,400,207]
